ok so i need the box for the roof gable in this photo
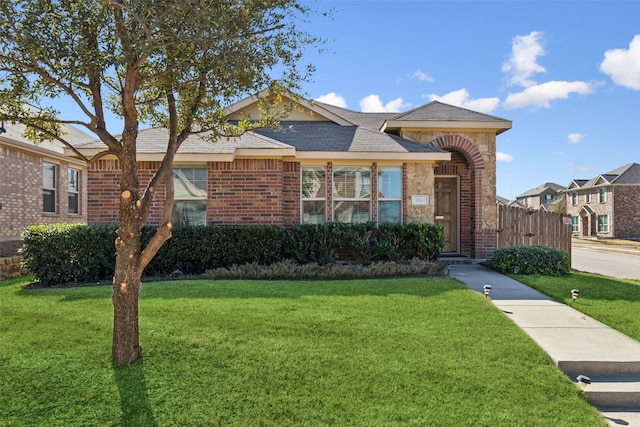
[380,101,512,134]
[568,163,640,188]
[224,90,353,126]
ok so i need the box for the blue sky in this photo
[297,0,640,199]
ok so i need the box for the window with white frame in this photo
[586,193,591,204]
[333,167,371,224]
[172,166,207,226]
[571,216,579,233]
[597,215,609,233]
[301,167,326,224]
[68,168,80,214]
[571,192,577,206]
[599,187,607,203]
[378,167,402,223]
[43,163,57,213]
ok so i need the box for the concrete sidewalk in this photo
[450,264,640,427]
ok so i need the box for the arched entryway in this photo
[579,205,595,237]
[429,135,485,257]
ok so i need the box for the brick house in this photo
[0,121,89,241]
[69,94,511,259]
[565,163,640,238]
[516,182,565,211]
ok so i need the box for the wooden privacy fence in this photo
[497,205,572,257]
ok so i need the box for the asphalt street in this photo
[572,245,640,280]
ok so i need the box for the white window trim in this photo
[332,167,371,223]
[43,162,57,214]
[301,166,327,224]
[172,166,208,226]
[68,168,80,215]
[377,167,402,224]
[597,215,610,233]
[599,188,607,203]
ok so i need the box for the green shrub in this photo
[489,245,570,276]
[21,222,445,285]
[204,258,443,280]
[21,223,117,285]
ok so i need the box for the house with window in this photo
[515,182,565,211]
[68,93,511,259]
[565,163,640,238]
[0,121,89,241]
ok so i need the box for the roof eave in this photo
[381,119,513,134]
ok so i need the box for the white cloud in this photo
[359,94,410,112]
[567,162,591,173]
[568,133,586,144]
[427,88,500,113]
[600,34,640,90]
[496,152,515,162]
[502,31,547,88]
[426,88,500,114]
[503,81,594,110]
[411,70,434,82]
[314,92,347,108]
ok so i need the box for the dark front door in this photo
[434,177,459,253]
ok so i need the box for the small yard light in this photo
[483,284,492,298]
[513,266,520,274]
[445,263,451,276]
[576,374,591,390]
[571,289,580,301]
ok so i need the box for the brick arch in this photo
[428,135,484,170]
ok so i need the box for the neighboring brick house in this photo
[0,121,89,241]
[496,195,522,208]
[565,163,640,238]
[516,182,565,211]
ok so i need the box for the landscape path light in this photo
[576,375,591,390]
[571,289,580,301]
[483,284,492,298]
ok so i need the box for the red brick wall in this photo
[282,161,301,227]
[208,159,285,225]
[87,160,163,225]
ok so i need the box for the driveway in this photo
[572,239,640,280]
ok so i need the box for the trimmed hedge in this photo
[21,222,444,286]
[489,245,570,276]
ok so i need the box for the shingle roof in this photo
[253,121,445,153]
[576,163,640,187]
[314,100,511,130]
[517,182,565,198]
[75,127,293,153]
[0,120,93,154]
[313,102,393,131]
[389,101,509,122]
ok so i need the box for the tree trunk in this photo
[112,243,143,364]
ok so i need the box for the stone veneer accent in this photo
[400,130,498,258]
[0,256,26,280]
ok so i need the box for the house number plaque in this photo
[411,195,430,206]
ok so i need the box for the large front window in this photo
[333,167,370,223]
[68,168,80,214]
[173,166,207,226]
[378,167,402,223]
[301,167,327,224]
[43,163,56,213]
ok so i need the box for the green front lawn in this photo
[0,276,605,426]
[515,271,640,342]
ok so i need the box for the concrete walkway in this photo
[450,264,640,427]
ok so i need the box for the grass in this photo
[0,275,606,427]
[515,271,640,342]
